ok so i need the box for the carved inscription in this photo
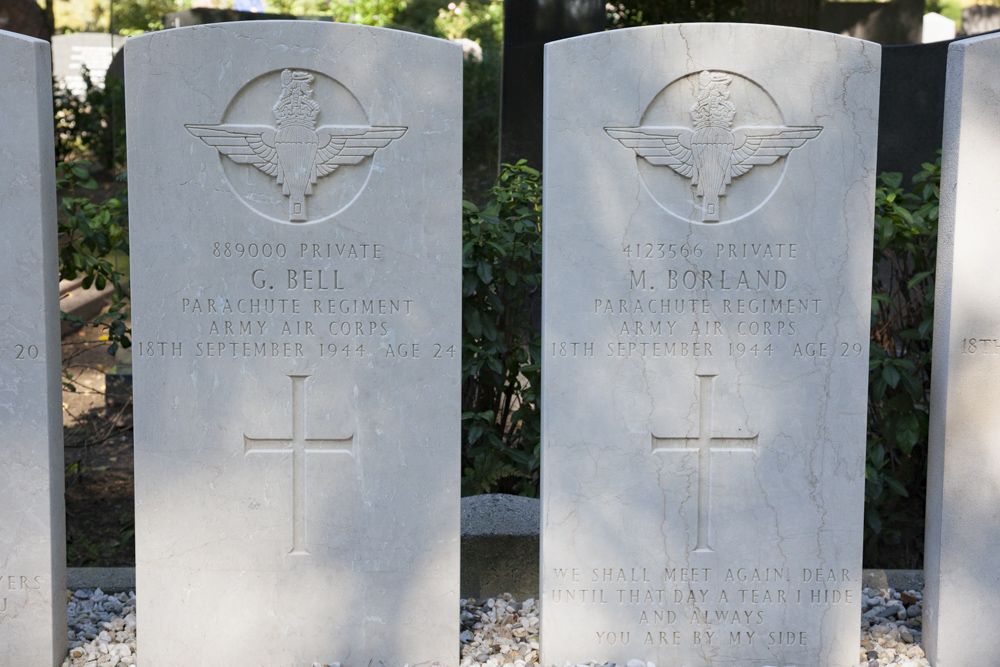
[550,241,865,360]
[136,240,457,362]
[651,374,757,552]
[244,374,353,556]
[606,71,821,223]
[547,565,855,649]
[187,69,406,223]
[0,575,44,616]
[961,338,1000,355]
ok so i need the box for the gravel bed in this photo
[60,587,928,667]
[62,588,136,667]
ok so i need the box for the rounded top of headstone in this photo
[461,494,540,537]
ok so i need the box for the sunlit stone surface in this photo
[126,22,461,666]
[0,28,67,667]
[541,23,880,667]
[924,30,1000,667]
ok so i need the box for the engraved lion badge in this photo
[606,71,821,223]
[187,69,406,223]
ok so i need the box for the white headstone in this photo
[126,22,461,665]
[541,24,879,666]
[51,33,126,98]
[924,30,1000,667]
[923,12,957,43]
[0,29,67,667]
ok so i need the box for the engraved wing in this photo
[185,124,279,177]
[729,126,823,177]
[605,127,695,178]
[313,126,408,178]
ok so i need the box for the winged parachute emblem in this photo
[606,71,821,222]
[187,69,406,222]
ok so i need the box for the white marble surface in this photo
[922,12,957,44]
[924,30,1000,667]
[0,29,67,667]
[125,22,461,666]
[541,24,880,667]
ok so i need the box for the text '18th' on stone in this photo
[0,28,68,667]
[126,22,461,666]
[541,24,880,667]
[924,30,1000,667]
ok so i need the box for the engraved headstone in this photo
[924,30,1000,667]
[541,24,879,666]
[51,33,126,98]
[0,29,67,667]
[126,22,461,665]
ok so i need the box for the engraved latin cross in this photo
[652,373,757,553]
[244,374,354,555]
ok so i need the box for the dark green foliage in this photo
[607,0,745,28]
[462,46,501,205]
[57,162,131,360]
[462,162,541,496]
[54,68,127,171]
[865,158,940,568]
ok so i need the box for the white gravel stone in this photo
[59,586,930,666]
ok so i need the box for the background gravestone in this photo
[961,4,1000,36]
[162,7,293,27]
[542,24,878,666]
[820,0,922,45]
[877,29,1000,178]
[51,33,126,98]
[126,22,461,666]
[0,29,66,667]
[498,0,605,168]
[924,30,1000,667]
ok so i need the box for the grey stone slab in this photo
[924,30,1000,667]
[461,494,539,537]
[461,495,540,600]
[67,567,136,593]
[541,23,879,666]
[0,29,67,667]
[861,569,924,593]
[125,22,461,666]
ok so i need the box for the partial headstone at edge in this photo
[542,23,878,667]
[924,29,1000,667]
[126,21,462,666]
[0,28,67,667]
